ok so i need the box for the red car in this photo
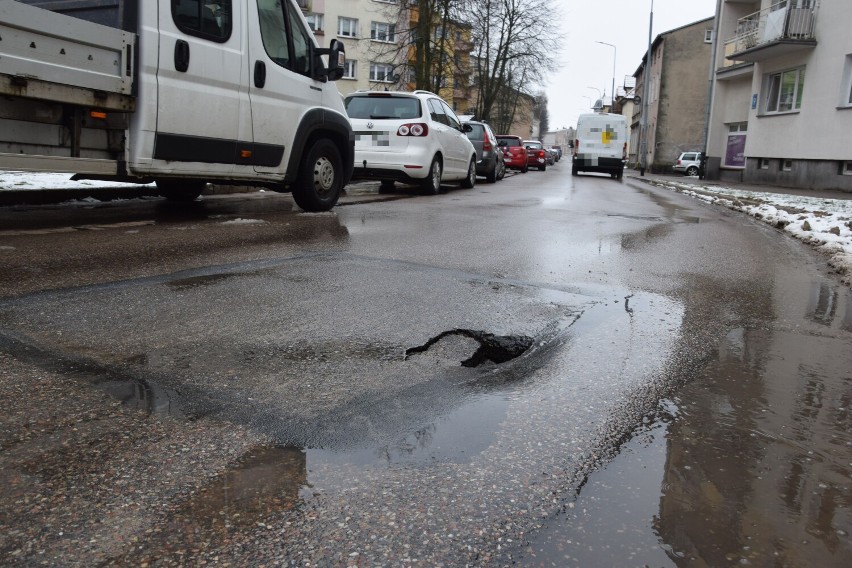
[523,140,549,171]
[496,135,529,173]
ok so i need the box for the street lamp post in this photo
[596,41,616,111]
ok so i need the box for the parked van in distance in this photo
[572,113,628,180]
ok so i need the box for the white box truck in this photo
[0,0,353,211]
[571,113,628,180]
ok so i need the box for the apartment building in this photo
[706,0,852,190]
[632,17,715,172]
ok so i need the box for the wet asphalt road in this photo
[0,165,850,566]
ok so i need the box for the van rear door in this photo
[153,0,244,174]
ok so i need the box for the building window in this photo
[842,161,852,175]
[342,59,356,80]
[782,159,793,171]
[304,13,323,33]
[369,62,394,83]
[763,67,805,114]
[843,54,852,107]
[370,22,395,43]
[759,158,771,170]
[704,29,713,43]
[338,17,358,38]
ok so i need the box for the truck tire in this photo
[157,180,206,202]
[421,156,442,195]
[292,139,343,212]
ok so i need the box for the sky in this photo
[2,170,851,286]
[546,0,719,130]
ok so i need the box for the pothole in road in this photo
[404,329,534,367]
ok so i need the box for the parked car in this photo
[344,90,477,194]
[523,140,549,171]
[673,151,702,176]
[551,146,563,161]
[464,120,506,183]
[545,148,556,166]
[496,135,529,173]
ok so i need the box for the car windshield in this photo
[345,96,422,120]
[465,124,485,140]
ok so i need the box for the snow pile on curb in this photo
[652,179,852,286]
[0,170,155,190]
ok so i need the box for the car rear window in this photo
[498,137,520,147]
[345,96,422,120]
[466,124,485,140]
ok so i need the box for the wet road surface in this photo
[0,166,850,566]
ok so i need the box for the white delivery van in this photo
[0,0,353,211]
[571,113,628,180]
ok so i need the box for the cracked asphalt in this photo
[1,167,850,566]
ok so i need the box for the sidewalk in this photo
[626,170,852,286]
[0,170,385,207]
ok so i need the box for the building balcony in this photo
[724,0,817,63]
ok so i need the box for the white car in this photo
[344,90,477,194]
[673,151,702,176]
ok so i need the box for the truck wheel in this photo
[461,157,476,188]
[617,170,624,180]
[421,156,442,195]
[157,180,206,202]
[572,165,578,176]
[379,180,395,193]
[292,139,343,212]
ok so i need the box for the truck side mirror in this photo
[316,39,345,82]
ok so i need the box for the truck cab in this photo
[0,0,353,211]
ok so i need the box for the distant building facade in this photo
[633,17,715,172]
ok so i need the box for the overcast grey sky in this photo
[545,0,718,130]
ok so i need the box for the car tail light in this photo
[677,159,682,165]
[483,131,492,152]
[538,150,545,158]
[397,123,428,137]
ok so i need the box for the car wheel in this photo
[686,165,699,176]
[379,180,395,193]
[157,179,206,202]
[539,164,546,171]
[521,164,528,173]
[496,159,506,181]
[486,158,498,183]
[291,138,343,211]
[461,157,476,188]
[421,156,442,195]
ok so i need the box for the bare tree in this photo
[464,0,560,123]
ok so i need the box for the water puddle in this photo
[517,317,852,566]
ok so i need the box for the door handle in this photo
[254,61,266,88]
[174,40,190,72]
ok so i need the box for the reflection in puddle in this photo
[654,326,852,566]
[310,392,508,467]
[520,317,852,566]
[805,280,852,331]
[163,446,307,535]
